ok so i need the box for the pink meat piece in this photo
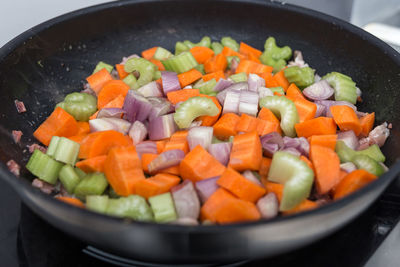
[32,179,55,194]
[12,130,23,144]
[358,122,390,149]
[6,160,20,176]
[14,100,26,113]
[28,143,47,153]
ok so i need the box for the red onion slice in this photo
[337,130,359,150]
[129,121,148,145]
[171,180,201,220]
[297,137,310,157]
[242,170,263,187]
[283,136,300,148]
[137,81,163,97]
[280,147,302,157]
[314,103,326,117]
[195,177,219,203]
[256,193,279,219]
[89,118,131,134]
[161,71,181,94]
[14,100,26,113]
[239,90,259,117]
[340,162,357,173]
[208,142,232,166]
[222,89,241,114]
[123,90,152,122]
[97,108,125,119]
[213,79,234,92]
[187,127,213,151]
[260,132,284,157]
[135,141,157,158]
[303,80,334,101]
[230,57,239,73]
[148,114,177,140]
[148,149,185,173]
[148,97,173,121]
[248,73,266,92]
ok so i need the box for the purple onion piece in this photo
[89,118,131,135]
[148,114,177,140]
[222,89,241,114]
[216,88,229,105]
[315,100,357,118]
[161,71,181,94]
[128,121,148,145]
[135,141,157,158]
[302,80,334,101]
[123,90,152,122]
[280,147,302,157]
[260,132,284,157]
[148,149,185,173]
[337,130,359,150]
[256,193,279,219]
[297,137,310,157]
[171,180,201,220]
[263,143,279,157]
[226,81,248,91]
[239,90,259,117]
[242,170,263,187]
[208,142,232,166]
[248,73,265,92]
[314,103,326,117]
[283,136,301,148]
[97,108,125,119]
[147,97,173,121]
[213,79,234,92]
[340,162,357,173]
[230,57,239,73]
[137,81,163,97]
[187,127,213,151]
[195,177,220,203]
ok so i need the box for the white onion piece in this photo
[188,120,203,129]
[239,90,259,117]
[216,88,229,104]
[303,80,334,101]
[314,103,326,117]
[222,90,241,114]
[257,193,279,220]
[123,90,152,122]
[248,73,265,92]
[213,79,233,92]
[314,74,321,82]
[89,118,131,135]
[208,142,232,166]
[242,170,263,187]
[137,81,163,97]
[356,87,362,97]
[287,50,309,68]
[187,127,213,151]
[171,180,201,220]
[195,177,219,203]
[280,147,302,157]
[97,108,125,119]
[340,162,357,173]
[227,81,248,91]
[183,85,193,89]
[120,54,140,65]
[136,141,157,158]
[148,114,177,140]
[129,121,148,145]
[337,130,359,150]
[258,87,274,98]
[148,97,173,121]
[161,71,181,94]
[148,149,185,173]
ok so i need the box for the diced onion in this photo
[187,127,213,151]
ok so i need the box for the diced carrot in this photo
[167,89,200,105]
[259,157,272,180]
[359,112,375,137]
[235,113,259,133]
[141,47,158,60]
[200,188,235,221]
[239,42,262,58]
[273,70,290,91]
[283,199,318,215]
[286,83,305,100]
[213,113,240,140]
[78,130,132,159]
[204,53,228,73]
[86,68,113,95]
[229,131,262,171]
[295,117,337,138]
[197,94,222,126]
[56,196,85,208]
[300,155,314,172]
[134,173,180,199]
[149,58,165,71]
[235,60,273,74]
[156,140,167,154]
[158,165,181,176]
[258,107,280,124]
[309,134,337,151]
[76,121,90,135]
[104,146,145,196]
[180,145,226,182]
[334,169,377,200]
[141,153,158,174]
[217,167,266,202]
[115,64,129,79]
[264,182,283,202]
[33,107,78,146]
[203,70,225,82]
[273,92,284,96]
[97,80,130,109]
[247,53,261,63]
[89,94,125,120]
[177,69,203,88]
[257,110,282,135]
[221,46,246,60]
[190,46,215,64]
[310,145,341,195]
[330,105,362,136]
[293,98,317,123]
[163,130,189,154]
[76,155,107,173]
[258,72,279,88]
[68,134,88,144]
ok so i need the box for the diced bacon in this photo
[358,122,390,149]
[27,143,47,153]
[14,100,26,113]
[32,179,55,194]
[12,130,23,144]
[6,160,20,176]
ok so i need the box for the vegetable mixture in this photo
[24,36,390,225]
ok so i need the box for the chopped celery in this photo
[75,167,86,179]
[194,64,206,75]
[174,96,219,128]
[352,155,385,176]
[59,164,81,194]
[221,37,239,51]
[268,151,314,211]
[50,137,80,165]
[211,42,223,54]
[259,96,299,137]
[184,36,211,48]
[46,136,60,157]
[322,72,357,104]
[227,56,240,69]
[229,72,247,83]
[92,61,113,74]
[335,141,385,163]
[123,73,137,89]
[260,37,292,72]
[175,41,189,55]
[74,173,108,199]
[124,57,157,89]
[148,192,177,223]
[162,51,198,74]
[260,54,287,73]
[153,70,161,80]
[26,150,64,185]
[269,86,285,95]
[195,79,217,95]
[106,195,154,221]
[56,92,97,121]
[86,195,109,213]
[153,47,173,60]
[284,66,315,89]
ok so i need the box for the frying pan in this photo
[1,0,400,263]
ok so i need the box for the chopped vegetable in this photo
[174,96,219,128]
[57,92,97,121]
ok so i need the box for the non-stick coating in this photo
[1,0,400,263]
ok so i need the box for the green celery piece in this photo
[56,92,97,121]
[26,150,64,184]
[352,155,385,176]
[184,36,211,48]
[335,141,385,163]
[46,136,61,157]
[269,86,285,95]
[59,164,81,194]
[52,137,80,165]
[153,70,161,80]
[227,56,240,69]
[194,64,206,75]
[268,151,314,211]
[175,41,190,55]
[359,145,386,162]
[123,73,138,89]
[124,57,157,89]
[260,37,292,72]
[174,96,219,128]
[211,42,223,54]
[195,79,217,95]
[259,96,299,137]
[75,167,86,179]
[259,53,287,73]
[148,192,177,223]
[106,195,154,221]
[153,47,173,61]
[284,66,315,89]
[92,61,113,74]
[322,72,357,104]
[221,37,239,51]
[162,51,198,74]
[86,195,109,213]
[74,173,108,200]
[229,72,247,83]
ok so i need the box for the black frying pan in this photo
[1,0,400,263]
